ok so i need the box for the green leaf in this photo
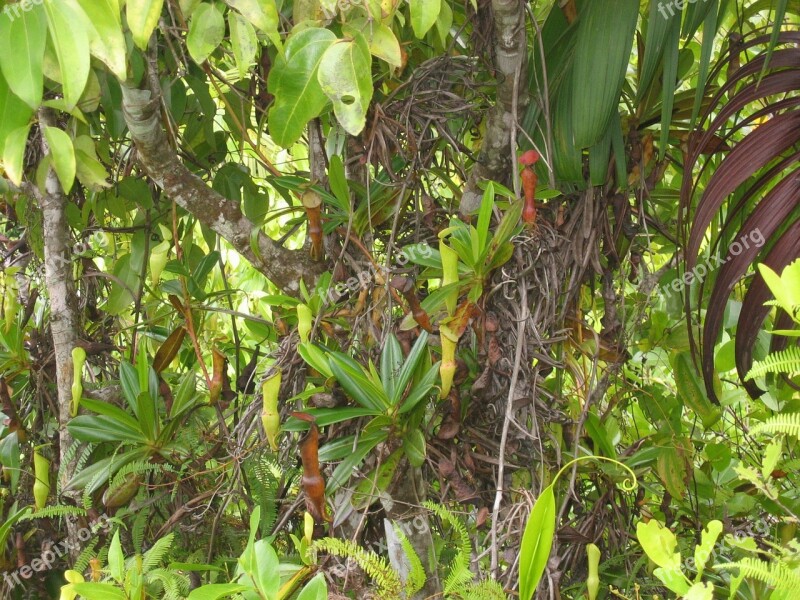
[297,342,334,379]
[229,12,258,78]
[317,32,373,136]
[0,72,34,160]
[519,485,556,600]
[296,573,328,600]
[79,398,143,434]
[392,331,429,405]
[70,0,127,79]
[3,125,33,186]
[672,351,720,428]
[250,540,280,597]
[328,353,389,412]
[380,334,404,401]
[571,0,639,148]
[226,0,281,48]
[694,520,722,577]
[409,0,441,39]
[267,27,336,148]
[283,407,379,431]
[352,448,402,509]
[636,520,681,569]
[44,126,77,193]
[108,530,124,582]
[346,19,401,68]
[63,448,149,493]
[127,0,164,51]
[67,415,147,443]
[398,362,438,414]
[187,3,225,64]
[637,0,678,102]
[658,15,681,161]
[402,428,425,467]
[71,583,128,600]
[326,433,383,491]
[44,0,91,109]
[0,4,47,108]
[187,584,252,600]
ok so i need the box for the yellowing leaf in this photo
[3,125,32,186]
[187,3,225,64]
[226,0,281,49]
[346,19,401,68]
[317,33,373,136]
[127,0,164,51]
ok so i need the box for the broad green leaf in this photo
[226,0,280,48]
[0,73,34,156]
[127,0,165,51]
[44,0,91,108]
[398,362,438,414]
[79,398,143,434]
[571,0,639,148]
[3,125,33,186]
[44,126,77,193]
[70,583,128,600]
[105,253,141,315]
[519,485,556,600]
[380,334,404,401]
[402,428,426,467]
[346,19,401,68]
[637,0,678,102]
[108,531,124,582]
[67,415,147,443]
[0,4,47,108]
[296,573,327,600]
[694,520,722,577]
[328,353,389,411]
[187,3,225,64]
[0,433,20,492]
[653,566,691,595]
[297,342,334,379]
[318,32,373,136]
[684,582,713,600]
[267,27,336,148]
[229,12,258,78]
[352,448,402,509]
[672,351,720,427]
[187,584,251,600]
[409,0,441,39]
[180,0,203,17]
[251,539,280,597]
[70,0,126,79]
[636,520,681,569]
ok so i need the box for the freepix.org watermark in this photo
[657,0,710,19]
[662,228,765,299]
[3,0,45,22]
[2,513,112,590]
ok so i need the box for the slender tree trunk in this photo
[38,108,81,559]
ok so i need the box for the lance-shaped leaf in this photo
[229,11,258,78]
[44,126,77,193]
[70,0,127,80]
[127,0,164,51]
[519,485,556,600]
[44,0,90,109]
[0,4,47,108]
[267,28,336,148]
[570,0,639,148]
[317,32,373,136]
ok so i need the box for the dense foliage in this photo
[0,0,798,598]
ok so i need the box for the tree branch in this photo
[460,0,529,215]
[119,82,324,296]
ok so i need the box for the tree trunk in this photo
[38,108,82,560]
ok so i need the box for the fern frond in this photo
[451,578,508,599]
[393,525,425,595]
[73,539,99,574]
[21,505,86,521]
[442,561,473,595]
[244,453,288,536]
[746,346,800,380]
[147,568,190,600]
[716,557,800,591]
[142,533,174,572]
[423,502,471,559]
[750,413,800,439]
[313,537,403,597]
